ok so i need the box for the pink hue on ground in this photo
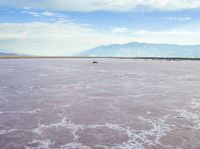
[0,58,200,149]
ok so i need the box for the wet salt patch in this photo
[146,111,152,115]
[0,129,17,135]
[85,85,91,89]
[133,94,145,98]
[25,140,51,149]
[179,75,200,82]
[92,119,171,149]
[130,116,172,148]
[31,115,174,149]
[0,95,8,102]
[104,124,145,149]
[94,144,110,148]
[28,86,44,90]
[191,99,200,109]
[175,109,200,129]
[173,98,200,129]
[112,142,144,149]
[32,118,127,142]
[38,74,49,77]
[63,105,71,108]
[29,109,41,114]
[0,109,41,115]
[31,117,143,148]
[0,86,8,89]
[60,142,92,149]
[31,118,79,138]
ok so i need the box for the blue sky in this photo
[0,0,200,56]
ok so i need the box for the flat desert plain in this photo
[0,58,200,149]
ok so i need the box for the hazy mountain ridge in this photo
[77,42,200,58]
[0,50,25,56]
[0,53,19,56]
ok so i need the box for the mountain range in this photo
[1,42,200,58]
[0,50,27,56]
[77,42,200,58]
[0,53,21,56]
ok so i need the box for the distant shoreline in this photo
[0,56,200,61]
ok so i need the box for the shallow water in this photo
[0,58,200,149]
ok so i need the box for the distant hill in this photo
[77,42,200,58]
[0,50,26,56]
[0,53,19,56]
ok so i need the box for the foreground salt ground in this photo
[0,58,200,149]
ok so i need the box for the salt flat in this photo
[0,58,200,149]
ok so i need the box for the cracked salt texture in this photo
[0,58,200,149]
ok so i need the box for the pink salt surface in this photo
[0,58,200,149]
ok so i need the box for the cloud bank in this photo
[1,21,200,56]
[0,22,135,55]
[1,0,200,12]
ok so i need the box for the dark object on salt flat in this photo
[93,61,98,64]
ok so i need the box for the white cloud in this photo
[1,0,200,12]
[0,32,28,40]
[166,17,192,21]
[22,10,59,17]
[133,29,200,45]
[21,11,40,17]
[41,11,58,16]
[111,27,129,33]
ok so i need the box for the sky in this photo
[0,0,200,56]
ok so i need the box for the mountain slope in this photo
[0,53,19,56]
[0,50,25,56]
[77,42,200,58]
